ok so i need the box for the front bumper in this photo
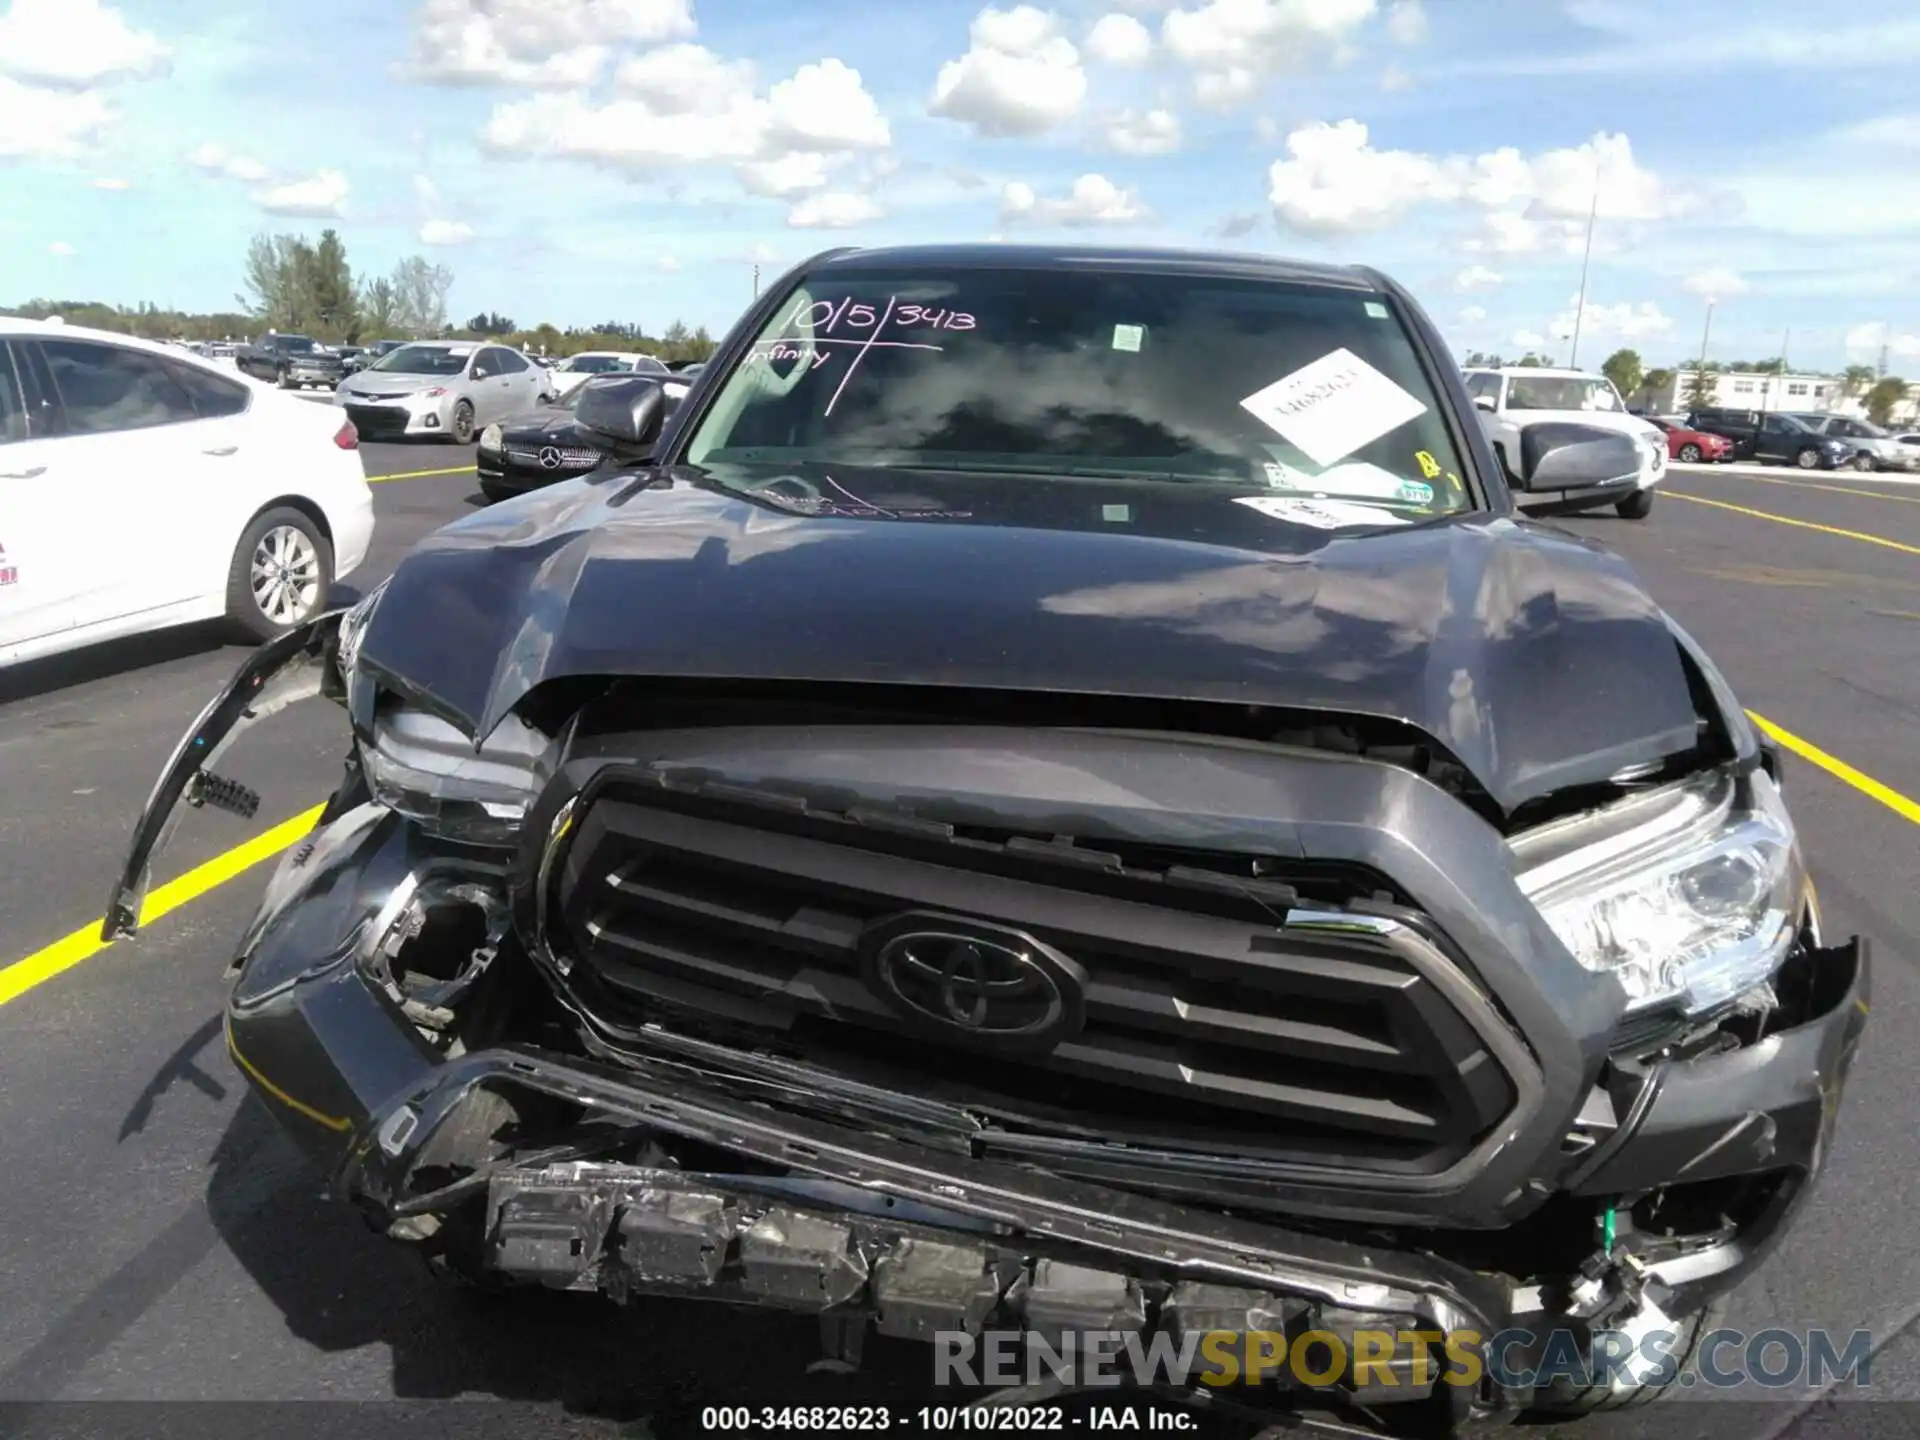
[105,626,1870,1413]
[337,394,454,439]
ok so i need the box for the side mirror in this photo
[1472,394,1496,413]
[575,374,669,449]
[1514,422,1644,495]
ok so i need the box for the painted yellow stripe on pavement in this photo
[0,805,325,1008]
[1671,493,1920,556]
[1717,472,1920,506]
[1749,711,1920,827]
[366,463,476,484]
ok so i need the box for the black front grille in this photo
[552,781,1523,1177]
[344,404,409,437]
[504,445,602,470]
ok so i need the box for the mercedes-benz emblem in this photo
[537,445,562,469]
[863,915,1087,1055]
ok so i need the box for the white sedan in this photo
[547,350,671,400]
[0,317,375,669]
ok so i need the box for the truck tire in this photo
[1529,1296,1729,1416]
[225,505,335,642]
[276,368,295,390]
[1615,489,1655,519]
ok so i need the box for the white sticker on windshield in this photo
[1234,495,1410,530]
[1112,323,1145,352]
[1301,461,1413,500]
[1239,348,1428,468]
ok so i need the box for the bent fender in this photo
[101,611,345,943]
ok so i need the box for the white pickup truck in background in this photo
[1462,365,1667,519]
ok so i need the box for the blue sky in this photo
[4,0,1919,371]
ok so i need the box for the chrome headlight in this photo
[1513,768,1806,1015]
[335,577,387,682]
[479,422,504,453]
[358,706,546,847]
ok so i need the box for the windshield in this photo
[369,344,471,376]
[683,267,1475,519]
[1848,419,1888,438]
[562,355,631,374]
[274,336,316,353]
[1504,375,1622,412]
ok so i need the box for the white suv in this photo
[1462,366,1667,519]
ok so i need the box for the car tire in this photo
[1795,447,1823,469]
[1530,1296,1730,1416]
[225,505,335,643]
[1615,489,1655,520]
[1852,453,1877,473]
[276,370,295,390]
[448,399,476,445]
[1677,443,1702,463]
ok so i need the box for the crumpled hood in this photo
[358,463,1706,814]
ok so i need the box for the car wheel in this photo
[1615,489,1655,520]
[1677,443,1702,463]
[448,399,476,445]
[276,370,295,390]
[225,506,335,643]
[1852,452,1877,472]
[1530,1296,1730,1416]
[1795,447,1823,469]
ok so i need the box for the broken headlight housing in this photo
[334,578,544,847]
[1513,767,1806,1016]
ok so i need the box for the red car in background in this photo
[1648,416,1735,463]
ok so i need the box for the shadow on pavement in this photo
[0,622,239,707]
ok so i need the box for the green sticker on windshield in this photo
[1112,324,1145,353]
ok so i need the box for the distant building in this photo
[1636,369,1843,415]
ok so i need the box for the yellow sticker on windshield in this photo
[1415,450,1442,480]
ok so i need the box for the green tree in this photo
[1865,376,1909,426]
[1644,366,1675,397]
[307,229,358,341]
[391,256,455,336]
[1843,364,1878,398]
[359,276,401,337]
[1683,366,1718,410]
[1601,348,1644,401]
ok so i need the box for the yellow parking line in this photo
[1713,473,1920,505]
[366,464,476,484]
[1749,711,1920,827]
[1670,493,1920,556]
[0,805,324,1008]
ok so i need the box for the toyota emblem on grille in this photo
[863,914,1087,1055]
[537,446,563,469]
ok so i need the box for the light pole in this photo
[1567,167,1601,369]
[752,264,761,299]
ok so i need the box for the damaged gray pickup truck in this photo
[107,244,1867,1434]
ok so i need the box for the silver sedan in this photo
[332,341,551,444]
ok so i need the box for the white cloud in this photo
[929,5,1088,138]
[1835,114,1920,148]
[252,169,350,218]
[405,0,693,87]
[1512,329,1547,349]
[787,189,884,228]
[0,0,167,87]
[1265,120,1687,250]
[89,175,128,190]
[420,218,475,245]
[654,254,683,271]
[1103,107,1181,154]
[739,151,832,197]
[613,43,754,110]
[1086,12,1153,65]
[1160,0,1378,108]
[0,76,112,157]
[738,241,782,264]
[1457,304,1486,324]
[190,142,269,184]
[1845,322,1920,361]
[1454,264,1502,291]
[1549,295,1673,343]
[484,54,888,191]
[1379,63,1413,91]
[1001,172,1149,226]
[1471,17,1920,78]
[1683,267,1747,302]
[47,239,75,256]
[1384,0,1426,44]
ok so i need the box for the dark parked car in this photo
[235,332,345,389]
[107,245,1866,1428]
[475,373,697,502]
[1684,408,1854,470]
[1646,416,1734,463]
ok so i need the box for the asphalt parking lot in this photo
[0,444,1917,1440]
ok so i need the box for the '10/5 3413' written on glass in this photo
[745,296,979,413]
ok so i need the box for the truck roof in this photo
[806,243,1383,292]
